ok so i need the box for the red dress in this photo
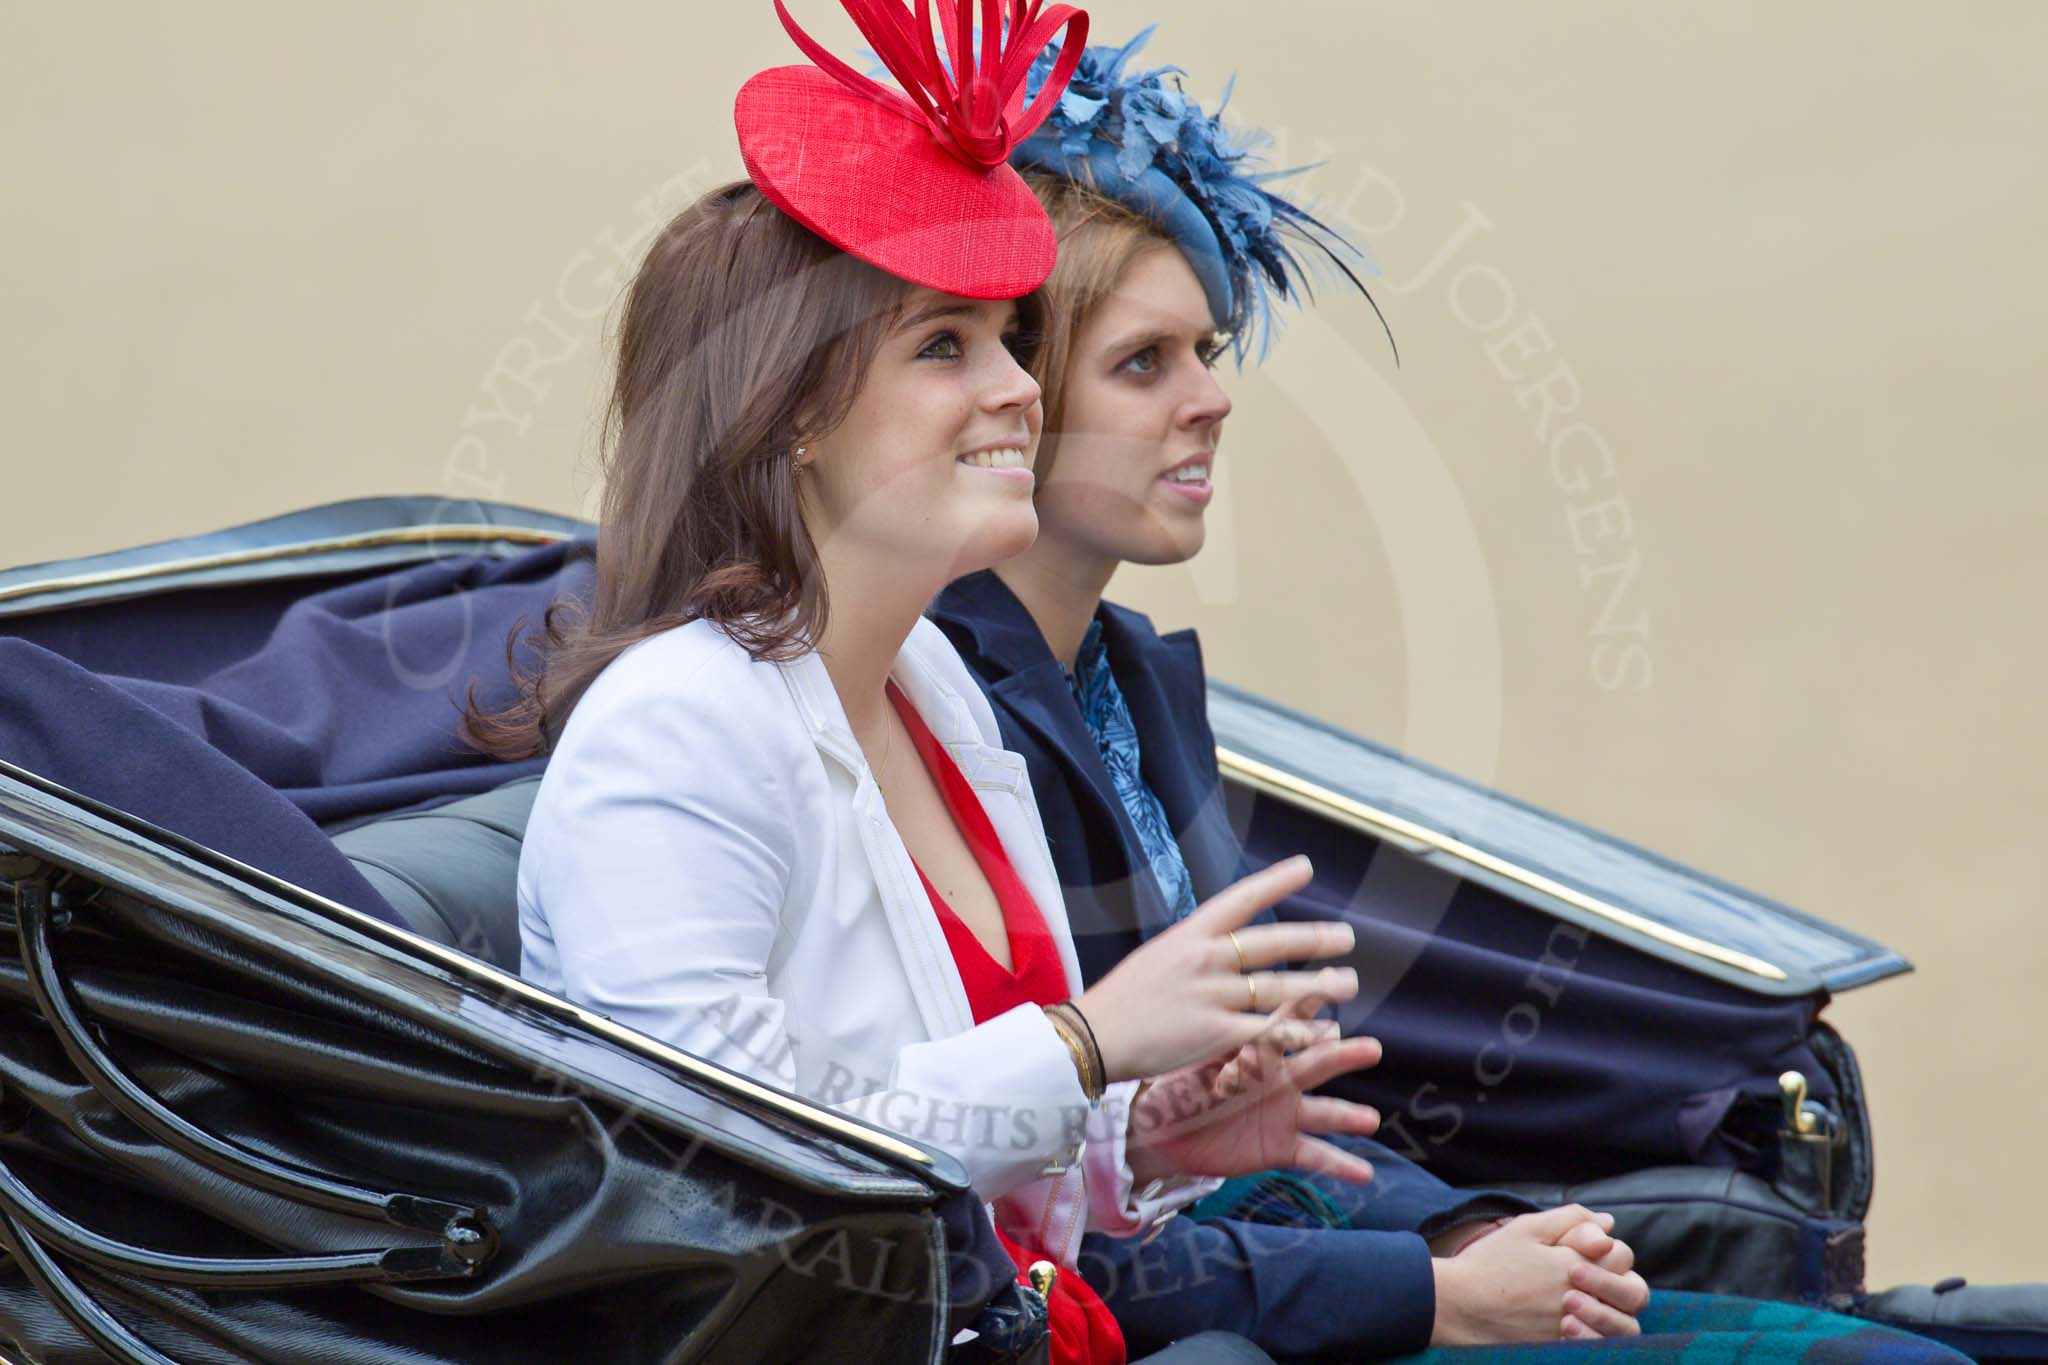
[886,681,1126,1365]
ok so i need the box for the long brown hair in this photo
[463,180,927,760]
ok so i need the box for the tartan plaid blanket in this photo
[1375,1292,1969,1363]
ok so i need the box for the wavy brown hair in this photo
[463,180,941,760]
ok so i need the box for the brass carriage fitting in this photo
[1778,1069,1819,1136]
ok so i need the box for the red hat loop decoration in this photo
[771,0,1086,169]
[736,0,1090,299]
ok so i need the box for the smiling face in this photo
[797,289,1044,587]
[1032,245,1232,571]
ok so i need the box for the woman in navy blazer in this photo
[934,26,1970,1365]
[935,578,1572,1359]
[927,32,1650,1359]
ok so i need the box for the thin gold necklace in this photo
[871,689,898,795]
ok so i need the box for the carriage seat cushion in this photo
[331,776,541,971]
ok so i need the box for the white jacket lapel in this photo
[776,648,975,1041]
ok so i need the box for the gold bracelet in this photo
[1050,1014,1095,1098]
[1050,1008,1099,1100]
[1046,1001,1106,1090]
[1043,1005,1103,1101]
[1059,999,1108,1089]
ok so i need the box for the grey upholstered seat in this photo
[331,776,541,971]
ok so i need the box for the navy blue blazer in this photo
[931,571,1530,1359]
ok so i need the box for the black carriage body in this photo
[0,757,967,1364]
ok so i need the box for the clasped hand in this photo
[1431,1206,1651,1342]
[1071,856,1384,1187]
[1124,994,1382,1188]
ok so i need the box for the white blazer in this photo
[518,615,1205,1264]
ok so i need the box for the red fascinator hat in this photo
[736,0,1089,299]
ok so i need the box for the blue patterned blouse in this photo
[1068,618,1200,922]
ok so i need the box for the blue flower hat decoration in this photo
[1012,24,1392,363]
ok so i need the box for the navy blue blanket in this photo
[0,542,593,923]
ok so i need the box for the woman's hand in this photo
[1429,1206,1649,1345]
[1556,1216,1649,1339]
[1124,994,1384,1188]
[1075,856,1360,1082]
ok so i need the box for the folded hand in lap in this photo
[1429,1204,1650,1344]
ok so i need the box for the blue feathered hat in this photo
[1010,25,1388,363]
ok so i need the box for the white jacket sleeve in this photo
[517,636,1096,1202]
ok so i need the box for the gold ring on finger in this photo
[1227,930,1250,976]
[1245,973,1259,1012]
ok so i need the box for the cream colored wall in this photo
[4,2,2042,1289]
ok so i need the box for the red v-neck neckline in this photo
[911,862,1019,979]
[885,680,1065,1016]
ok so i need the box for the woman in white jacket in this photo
[464,5,1386,1360]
